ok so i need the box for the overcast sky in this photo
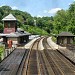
[0,0,74,17]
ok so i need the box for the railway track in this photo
[22,37,44,75]
[42,37,75,75]
[0,37,45,75]
[38,37,54,75]
[22,37,55,75]
[0,36,75,75]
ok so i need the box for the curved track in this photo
[0,37,75,75]
[22,37,44,75]
[42,37,75,75]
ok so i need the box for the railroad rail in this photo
[22,37,44,75]
[42,37,75,75]
[0,36,75,75]
[38,37,55,75]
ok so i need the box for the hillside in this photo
[0,2,75,35]
[0,6,49,35]
[21,25,49,35]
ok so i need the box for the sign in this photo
[4,28,15,34]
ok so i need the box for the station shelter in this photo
[57,32,75,45]
[0,14,30,47]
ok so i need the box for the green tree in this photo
[0,23,3,32]
[68,2,75,34]
[53,9,68,34]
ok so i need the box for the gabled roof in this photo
[58,32,75,37]
[2,14,17,21]
[17,28,30,35]
[6,31,30,37]
[0,32,30,37]
[0,28,30,37]
[17,28,24,31]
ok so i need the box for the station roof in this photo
[0,32,30,37]
[2,14,17,21]
[6,32,29,37]
[57,32,75,37]
[17,28,30,35]
[0,28,30,37]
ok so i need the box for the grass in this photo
[21,25,49,35]
[52,36,57,43]
[0,45,5,60]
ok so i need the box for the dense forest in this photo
[0,2,75,35]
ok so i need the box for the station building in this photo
[0,14,30,45]
[57,32,75,45]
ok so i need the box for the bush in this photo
[52,36,57,43]
[0,45,4,60]
[21,25,49,35]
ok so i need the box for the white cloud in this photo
[43,8,61,14]
[48,8,61,14]
[68,3,72,6]
[37,15,42,18]
[11,6,18,10]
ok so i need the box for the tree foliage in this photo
[1,2,75,35]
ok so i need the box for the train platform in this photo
[0,36,75,75]
[0,48,26,75]
[25,36,64,50]
[47,37,66,50]
[25,37,40,49]
[23,36,75,63]
[47,37,75,63]
[25,36,44,50]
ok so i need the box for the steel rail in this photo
[22,37,43,75]
[43,37,75,75]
